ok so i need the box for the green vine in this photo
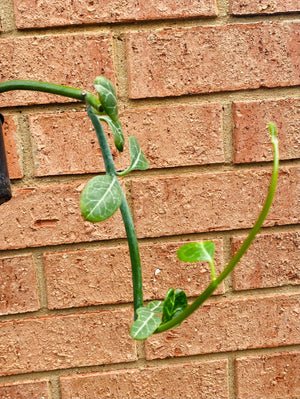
[0,77,279,339]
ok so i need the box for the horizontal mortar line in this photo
[1,13,299,39]
[0,343,299,385]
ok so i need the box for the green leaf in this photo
[146,300,163,313]
[130,307,162,340]
[117,136,149,176]
[162,288,175,323]
[177,241,215,264]
[80,175,122,222]
[99,116,125,152]
[94,76,118,122]
[172,289,188,318]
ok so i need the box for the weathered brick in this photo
[13,0,217,29]
[145,294,300,359]
[0,33,114,107]
[0,309,136,376]
[233,98,300,163]
[44,240,223,310]
[235,352,300,399]
[0,380,50,399]
[1,114,22,179]
[0,254,39,315]
[126,22,300,99]
[230,0,300,15]
[0,183,125,250]
[232,231,300,291]
[132,167,300,238]
[60,359,228,399]
[30,103,223,176]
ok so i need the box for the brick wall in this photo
[0,1,299,398]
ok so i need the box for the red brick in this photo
[132,166,300,238]
[126,22,300,99]
[13,0,217,29]
[0,183,125,250]
[230,0,300,15]
[0,33,114,107]
[30,104,223,176]
[44,240,223,310]
[0,380,50,399]
[60,359,228,399]
[0,254,39,315]
[235,352,300,399]
[145,294,300,360]
[232,231,300,291]
[1,114,22,179]
[0,309,136,376]
[233,98,300,163]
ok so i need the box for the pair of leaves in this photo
[130,289,187,340]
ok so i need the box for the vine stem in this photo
[87,107,143,318]
[155,125,279,333]
[0,80,102,112]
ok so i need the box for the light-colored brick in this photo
[235,352,300,399]
[132,167,300,238]
[0,309,136,376]
[60,360,228,399]
[0,34,114,107]
[126,22,300,99]
[44,240,223,309]
[230,0,300,15]
[0,254,39,315]
[145,294,300,359]
[13,0,217,29]
[30,103,223,176]
[0,183,125,250]
[232,231,300,291]
[233,98,300,163]
[1,114,22,179]
[0,380,50,399]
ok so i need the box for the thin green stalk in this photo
[155,125,279,333]
[87,107,143,317]
[0,80,102,112]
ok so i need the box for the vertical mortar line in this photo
[222,233,234,293]
[49,376,62,399]
[227,353,237,399]
[32,248,49,310]
[216,0,231,17]
[17,114,36,182]
[222,100,234,165]
[1,0,17,33]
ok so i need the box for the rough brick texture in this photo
[132,167,300,238]
[235,352,300,399]
[30,104,223,176]
[232,231,300,291]
[14,0,217,28]
[145,294,300,360]
[0,254,39,315]
[44,239,223,310]
[0,183,125,250]
[126,22,300,99]
[0,34,114,107]
[230,0,300,15]
[1,114,22,179]
[233,98,300,163]
[0,309,136,376]
[60,360,228,399]
[0,380,50,399]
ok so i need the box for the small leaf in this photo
[99,116,125,152]
[117,136,149,176]
[147,300,163,313]
[80,175,122,222]
[177,241,215,264]
[162,288,175,323]
[172,289,188,318]
[130,307,162,340]
[94,76,118,122]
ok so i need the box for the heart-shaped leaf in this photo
[80,175,122,222]
[130,307,162,340]
[94,76,118,122]
[117,136,149,176]
[99,116,125,152]
[146,300,163,313]
[177,241,215,264]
